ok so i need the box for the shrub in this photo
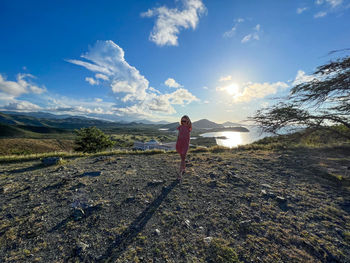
[207,238,241,263]
[74,127,115,153]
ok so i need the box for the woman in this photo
[176,115,192,180]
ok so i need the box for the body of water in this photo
[200,126,268,148]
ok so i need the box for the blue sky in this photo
[0,0,349,123]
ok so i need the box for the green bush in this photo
[208,238,241,263]
[74,126,115,153]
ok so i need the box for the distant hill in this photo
[161,122,179,130]
[0,112,117,130]
[222,121,242,127]
[135,119,170,125]
[192,119,223,129]
[1,111,80,120]
[161,119,245,131]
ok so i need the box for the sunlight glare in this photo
[225,83,239,96]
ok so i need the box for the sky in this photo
[0,0,349,123]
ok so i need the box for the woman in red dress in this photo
[176,115,192,180]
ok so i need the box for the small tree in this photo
[74,126,115,153]
[251,55,350,139]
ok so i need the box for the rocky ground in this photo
[0,147,350,262]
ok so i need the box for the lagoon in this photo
[200,127,268,148]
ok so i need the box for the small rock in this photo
[155,229,161,236]
[125,196,136,203]
[239,219,252,227]
[42,157,62,166]
[261,189,267,195]
[207,180,217,188]
[147,180,164,187]
[276,196,286,203]
[198,226,205,233]
[261,183,272,189]
[253,215,261,223]
[267,192,276,198]
[209,172,217,179]
[73,208,85,221]
[77,241,89,251]
[203,237,213,245]
[185,219,191,228]
[80,171,101,177]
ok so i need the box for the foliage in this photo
[207,239,241,263]
[74,126,115,153]
[251,55,350,139]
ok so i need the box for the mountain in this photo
[222,121,243,127]
[161,122,179,130]
[0,112,116,129]
[135,119,170,125]
[1,111,79,120]
[192,119,223,129]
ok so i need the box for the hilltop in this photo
[0,146,349,262]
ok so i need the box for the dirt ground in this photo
[0,147,350,262]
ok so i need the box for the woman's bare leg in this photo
[180,154,186,173]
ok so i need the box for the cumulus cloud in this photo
[68,40,199,118]
[241,24,261,43]
[3,100,42,111]
[95,73,109,80]
[314,11,327,18]
[85,77,98,85]
[67,40,148,102]
[297,7,308,14]
[0,73,46,97]
[219,75,232,82]
[141,0,206,46]
[312,0,344,18]
[223,18,244,38]
[292,70,322,86]
[317,0,343,7]
[217,81,289,103]
[164,78,182,88]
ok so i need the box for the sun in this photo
[225,83,239,96]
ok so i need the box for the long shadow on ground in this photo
[97,179,179,262]
[7,163,45,174]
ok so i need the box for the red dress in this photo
[176,125,191,155]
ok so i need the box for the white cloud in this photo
[314,11,327,18]
[95,73,109,80]
[202,86,208,90]
[141,0,206,46]
[68,40,199,118]
[326,0,343,8]
[216,81,289,103]
[166,88,199,105]
[241,24,261,43]
[219,75,232,82]
[95,98,103,102]
[164,77,182,88]
[149,87,161,94]
[85,77,98,85]
[0,73,46,97]
[68,40,148,102]
[3,100,42,111]
[292,70,321,86]
[223,18,244,38]
[203,100,209,104]
[297,7,308,14]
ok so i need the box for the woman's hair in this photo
[180,115,192,131]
